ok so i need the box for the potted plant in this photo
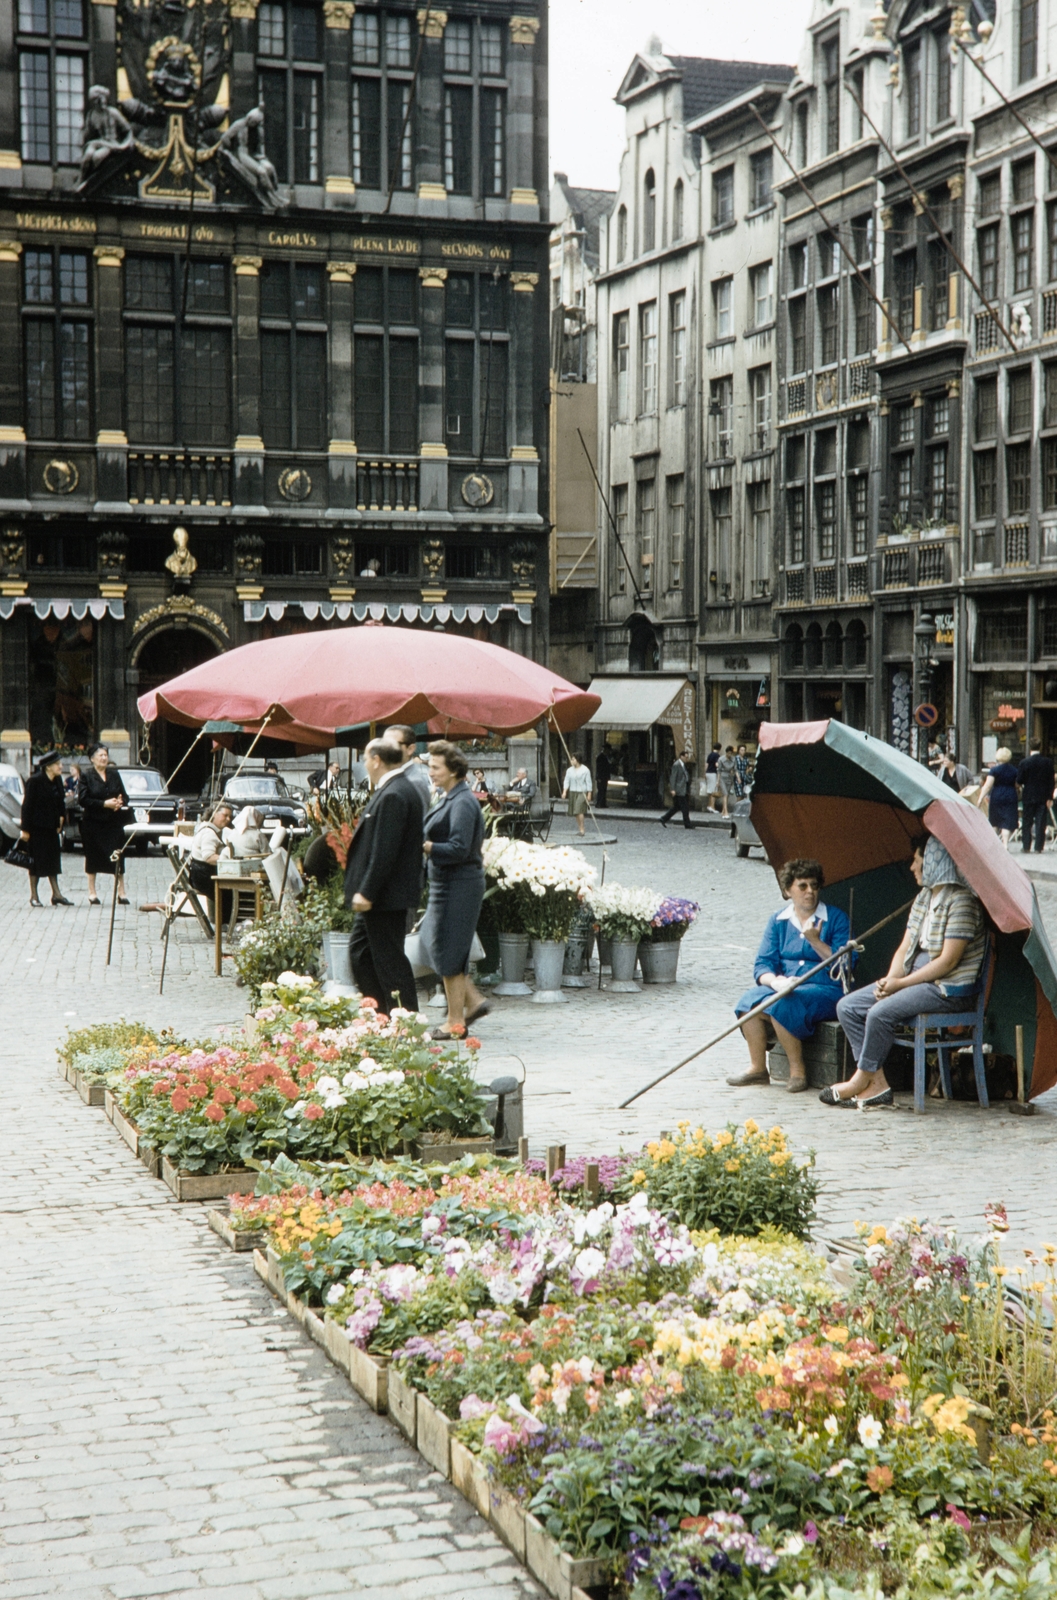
[321,872,357,986]
[483,838,595,999]
[233,882,333,1003]
[588,884,659,993]
[639,896,699,984]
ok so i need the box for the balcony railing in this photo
[356,458,418,512]
[127,451,232,507]
[918,540,946,584]
[883,548,911,588]
[848,359,872,399]
[846,561,869,597]
[1004,522,1030,567]
[814,564,837,600]
[975,311,999,353]
[785,378,807,417]
[1044,288,1057,337]
[785,568,805,604]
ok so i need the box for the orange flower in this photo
[465,1036,482,1051]
[170,1088,191,1113]
[236,1098,257,1114]
[866,1465,893,1493]
[303,1103,325,1121]
[204,1102,225,1123]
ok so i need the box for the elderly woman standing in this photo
[975,747,1020,848]
[825,838,985,1108]
[420,739,489,1039]
[78,743,129,905]
[20,750,71,907]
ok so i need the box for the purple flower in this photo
[803,1521,819,1545]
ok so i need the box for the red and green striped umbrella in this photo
[752,720,1057,1098]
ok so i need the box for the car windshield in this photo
[224,777,289,800]
[0,772,22,798]
[120,769,167,796]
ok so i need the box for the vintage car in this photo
[63,765,183,854]
[730,797,764,859]
[206,773,309,836]
[0,762,24,856]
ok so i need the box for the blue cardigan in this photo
[754,901,851,988]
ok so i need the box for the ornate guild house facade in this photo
[0,0,548,780]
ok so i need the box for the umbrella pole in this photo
[617,897,915,1110]
[228,713,275,784]
[842,887,855,1082]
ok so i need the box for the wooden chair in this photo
[892,936,994,1113]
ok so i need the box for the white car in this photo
[0,763,25,854]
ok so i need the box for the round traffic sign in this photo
[914,702,939,728]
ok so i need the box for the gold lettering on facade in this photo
[16,212,95,234]
[350,235,419,255]
[266,230,319,247]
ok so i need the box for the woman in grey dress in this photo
[421,740,489,1039]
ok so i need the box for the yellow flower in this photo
[713,1129,734,1150]
[725,1159,740,1173]
[769,1152,789,1168]
[865,1225,888,1248]
[822,1325,849,1345]
[631,1169,647,1185]
[744,1118,760,1136]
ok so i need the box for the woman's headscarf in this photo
[921,836,967,889]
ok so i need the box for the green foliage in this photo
[232,883,332,1002]
[58,1019,160,1067]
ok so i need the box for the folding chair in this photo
[892,936,994,1113]
[529,795,552,843]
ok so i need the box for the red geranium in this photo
[204,1102,225,1123]
[236,1098,257,1114]
[303,1103,325,1121]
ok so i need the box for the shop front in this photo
[703,650,772,755]
[585,676,695,807]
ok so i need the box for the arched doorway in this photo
[134,627,221,794]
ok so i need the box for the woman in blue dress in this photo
[975,746,1019,848]
[726,858,851,1094]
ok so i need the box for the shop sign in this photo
[990,717,1014,732]
[725,686,741,711]
[933,612,954,646]
[997,703,1026,722]
[756,679,770,708]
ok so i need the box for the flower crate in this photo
[415,1134,495,1163]
[415,1392,453,1478]
[347,1342,388,1412]
[524,1516,612,1600]
[104,1091,141,1156]
[386,1364,417,1444]
[75,1070,106,1107]
[139,1142,162,1180]
[206,1207,263,1252]
[322,1314,352,1376]
[160,1158,258,1202]
[265,1246,286,1300]
[450,1438,490,1516]
[487,1487,527,1561]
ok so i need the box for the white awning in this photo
[0,597,125,621]
[586,676,691,731]
[244,599,531,625]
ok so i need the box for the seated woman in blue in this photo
[727,857,850,1094]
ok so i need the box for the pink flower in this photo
[204,1102,225,1123]
[483,1414,520,1455]
[303,1103,325,1121]
[803,1521,819,1545]
[459,1394,491,1420]
[946,1504,972,1531]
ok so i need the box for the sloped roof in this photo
[556,176,615,261]
[670,56,795,124]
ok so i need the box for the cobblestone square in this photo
[4,821,1057,1596]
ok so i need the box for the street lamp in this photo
[913,611,935,764]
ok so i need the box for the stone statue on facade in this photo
[165,526,198,579]
[218,106,282,210]
[76,86,134,189]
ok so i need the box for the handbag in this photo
[404,917,485,978]
[4,842,34,871]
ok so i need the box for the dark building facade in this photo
[0,0,549,784]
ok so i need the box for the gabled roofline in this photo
[614,53,681,107]
[687,79,792,138]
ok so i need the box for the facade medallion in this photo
[461,472,494,508]
[278,467,312,502]
[43,459,79,494]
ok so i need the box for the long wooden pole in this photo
[618,897,915,1109]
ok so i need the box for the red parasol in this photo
[137,626,600,747]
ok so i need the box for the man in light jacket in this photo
[660,751,693,830]
[344,739,424,1013]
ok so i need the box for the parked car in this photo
[730,797,764,859]
[0,762,24,857]
[63,765,183,854]
[204,773,309,837]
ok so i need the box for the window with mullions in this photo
[354,266,419,454]
[849,475,868,555]
[786,488,805,564]
[123,255,231,446]
[441,18,505,198]
[350,11,414,192]
[1007,441,1032,514]
[905,42,921,138]
[935,26,951,122]
[445,544,499,580]
[444,272,508,457]
[127,531,229,573]
[1019,0,1038,84]
[356,541,414,578]
[975,450,997,517]
[978,224,999,300]
[1012,208,1034,294]
[821,35,839,156]
[262,539,325,577]
[22,247,91,440]
[258,1,323,185]
[259,261,327,451]
[17,0,85,165]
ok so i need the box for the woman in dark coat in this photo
[78,743,129,904]
[20,750,71,907]
[976,745,1020,848]
[421,739,489,1039]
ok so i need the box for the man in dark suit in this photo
[1017,742,1056,854]
[344,738,425,1013]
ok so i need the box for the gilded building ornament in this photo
[132,594,229,637]
[326,260,357,282]
[511,541,536,587]
[815,373,837,411]
[97,530,128,578]
[0,242,23,262]
[419,266,448,288]
[421,538,445,583]
[911,192,927,216]
[461,472,494,508]
[509,15,540,45]
[278,466,312,501]
[165,526,197,577]
[92,244,125,268]
[416,8,447,37]
[234,532,264,577]
[947,174,965,200]
[1,532,26,571]
[43,459,79,494]
[228,0,260,17]
[880,206,894,230]
[331,536,355,581]
[510,271,539,292]
[232,255,263,275]
[870,1,887,40]
[324,1,356,27]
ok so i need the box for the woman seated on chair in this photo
[823,838,985,1109]
[728,858,851,1095]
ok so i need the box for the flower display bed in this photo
[206,1206,262,1252]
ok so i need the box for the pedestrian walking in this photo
[595,747,612,811]
[975,747,1020,848]
[715,746,737,818]
[78,743,130,905]
[733,744,750,800]
[660,749,693,830]
[344,737,425,1017]
[419,740,489,1039]
[562,752,593,837]
[1017,743,1056,854]
[937,751,973,794]
[19,750,71,907]
[704,743,721,811]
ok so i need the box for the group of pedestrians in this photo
[18,742,129,907]
[342,728,489,1039]
[974,743,1055,852]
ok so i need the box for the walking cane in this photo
[618,897,915,1109]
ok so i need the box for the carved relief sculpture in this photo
[234,532,264,578]
[77,87,134,189]
[97,530,128,579]
[165,526,198,578]
[218,106,282,211]
[421,539,445,583]
[511,541,536,588]
[1,530,26,574]
[331,536,354,582]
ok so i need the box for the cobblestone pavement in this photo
[5,826,1057,1596]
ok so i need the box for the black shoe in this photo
[88,896,101,906]
[51,895,73,906]
[118,897,130,905]
[29,898,43,908]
